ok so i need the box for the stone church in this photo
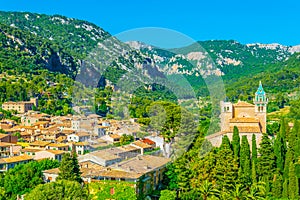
[207,81,267,147]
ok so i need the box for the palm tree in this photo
[230,184,247,200]
[199,180,220,200]
[247,182,266,200]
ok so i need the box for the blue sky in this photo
[1,0,300,46]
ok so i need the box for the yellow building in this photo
[2,98,38,114]
[207,81,267,147]
[220,81,267,133]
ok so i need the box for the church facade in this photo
[207,81,267,147]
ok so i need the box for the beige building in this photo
[43,155,171,196]
[2,98,38,114]
[208,81,267,147]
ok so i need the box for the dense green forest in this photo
[161,119,300,199]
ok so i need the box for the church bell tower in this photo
[254,81,268,133]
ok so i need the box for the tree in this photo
[57,152,82,183]
[247,182,266,200]
[288,162,299,199]
[232,126,240,160]
[220,135,231,150]
[213,146,238,191]
[0,187,6,200]
[271,172,283,198]
[251,161,257,184]
[283,147,293,180]
[2,159,59,198]
[230,184,247,200]
[257,134,276,181]
[240,136,250,170]
[251,134,258,165]
[282,179,288,198]
[279,118,288,152]
[198,180,220,200]
[274,130,285,173]
[159,190,176,200]
[25,180,88,200]
[120,134,134,145]
[290,120,300,161]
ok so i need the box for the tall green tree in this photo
[239,136,251,187]
[279,118,288,151]
[232,126,240,160]
[57,152,82,183]
[220,135,231,150]
[257,134,276,181]
[251,161,257,184]
[271,172,283,198]
[251,134,258,165]
[213,145,238,191]
[282,179,288,198]
[288,162,299,199]
[283,148,293,180]
[290,120,300,161]
[240,136,250,170]
[274,130,285,173]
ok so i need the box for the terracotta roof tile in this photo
[234,101,254,107]
[0,154,33,164]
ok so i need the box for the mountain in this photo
[0,11,168,87]
[1,10,300,105]
[131,40,300,80]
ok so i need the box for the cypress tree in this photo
[274,132,285,173]
[294,120,300,161]
[279,118,288,152]
[220,135,231,150]
[251,161,257,184]
[257,134,276,181]
[290,120,300,161]
[240,136,250,169]
[213,146,238,191]
[283,148,293,180]
[71,151,82,183]
[288,162,299,199]
[282,179,288,198]
[57,153,82,183]
[271,172,283,198]
[251,134,258,164]
[232,126,240,160]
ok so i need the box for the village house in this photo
[34,150,65,161]
[2,98,38,114]
[21,111,50,126]
[78,150,122,167]
[131,140,153,155]
[103,134,121,143]
[20,148,43,156]
[0,133,18,143]
[74,142,92,155]
[43,154,170,196]
[0,154,33,172]
[67,132,90,143]
[0,142,22,158]
[46,143,69,151]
